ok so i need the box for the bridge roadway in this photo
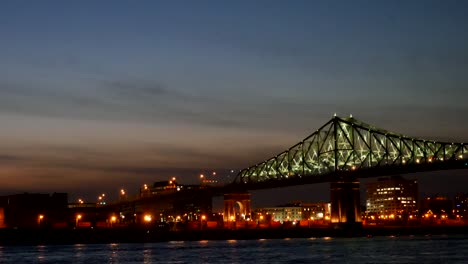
[224,159,468,191]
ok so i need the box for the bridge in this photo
[224,115,467,227]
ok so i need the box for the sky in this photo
[0,0,467,205]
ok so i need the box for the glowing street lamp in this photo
[110,216,117,227]
[144,214,152,223]
[38,214,44,227]
[76,214,82,227]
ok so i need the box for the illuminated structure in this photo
[255,202,330,223]
[420,195,452,218]
[366,176,418,216]
[235,115,467,185]
[330,179,361,224]
[256,206,302,223]
[233,115,467,226]
[301,202,331,221]
[223,193,251,222]
[140,179,182,198]
[454,193,468,218]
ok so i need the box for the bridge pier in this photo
[330,177,362,229]
[223,193,251,223]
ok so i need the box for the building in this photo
[420,195,452,219]
[301,202,331,221]
[366,176,418,217]
[0,193,68,228]
[454,193,468,219]
[255,206,302,223]
[254,202,331,223]
[140,179,182,198]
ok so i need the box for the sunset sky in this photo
[1,1,467,204]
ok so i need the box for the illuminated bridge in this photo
[234,115,467,188]
[226,115,467,226]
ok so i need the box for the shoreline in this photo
[1,225,467,246]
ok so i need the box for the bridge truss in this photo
[236,115,467,185]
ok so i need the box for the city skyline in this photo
[1,1,468,202]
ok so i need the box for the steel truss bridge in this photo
[233,115,468,189]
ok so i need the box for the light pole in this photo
[76,214,82,227]
[200,215,206,230]
[38,214,44,228]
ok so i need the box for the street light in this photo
[110,216,117,227]
[38,214,44,227]
[76,214,82,227]
[144,214,152,223]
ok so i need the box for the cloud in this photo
[0,154,24,162]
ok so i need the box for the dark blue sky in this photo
[0,1,467,204]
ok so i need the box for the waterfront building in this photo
[254,202,331,223]
[255,206,302,223]
[301,202,331,221]
[420,195,452,219]
[454,193,468,219]
[365,176,418,217]
[0,193,68,228]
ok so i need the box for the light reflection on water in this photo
[0,235,467,263]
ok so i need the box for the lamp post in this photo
[200,215,206,230]
[110,216,117,227]
[38,214,44,228]
[76,214,82,227]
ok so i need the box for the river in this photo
[0,235,467,263]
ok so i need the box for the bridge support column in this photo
[223,193,251,223]
[330,178,362,229]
